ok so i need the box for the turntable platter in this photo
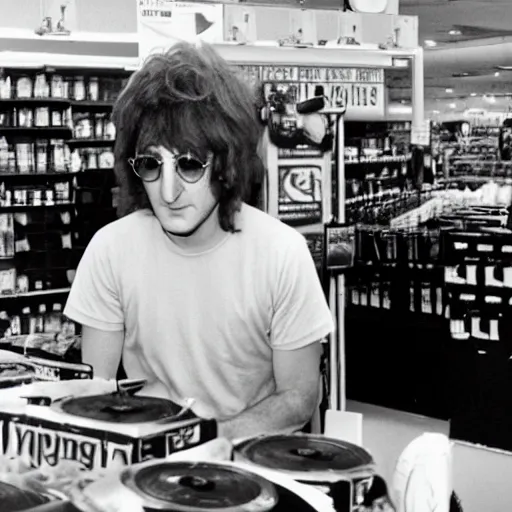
[57,393,182,423]
[236,434,374,473]
[122,461,279,512]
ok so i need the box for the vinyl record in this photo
[236,434,373,474]
[121,461,279,511]
[0,480,50,512]
[57,393,182,423]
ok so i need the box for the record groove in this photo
[58,393,181,423]
[236,434,374,473]
[122,462,279,511]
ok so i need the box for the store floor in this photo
[347,400,512,512]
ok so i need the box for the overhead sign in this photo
[137,0,224,62]
[237,65,385,119]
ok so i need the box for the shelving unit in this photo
[0,64,127,337]
[67,138,115,148]
[0,287,71,300]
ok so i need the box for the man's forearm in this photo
[217,388,318,440]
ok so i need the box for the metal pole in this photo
[412,47,425,133]
[336,115,346,411]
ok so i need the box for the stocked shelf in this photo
[0,126,72,138]
[0,65,124,309]
[67,138,115,148]
[71,100,114,112]
[0,98,71,108]
[440,176,512,185]
[0,202,74,211]
[0,287,71,300]
[345,155,411,165]
[0,171,78,178]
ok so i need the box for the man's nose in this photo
[160,157,183,204]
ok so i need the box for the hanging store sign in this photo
[137,0,224,62]
[236,65,385,119]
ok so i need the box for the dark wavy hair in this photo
[112,41,264,232]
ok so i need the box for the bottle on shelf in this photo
[45,303,63,334]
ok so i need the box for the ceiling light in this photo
[446,88,453,93]
[495,72,501,77]
[470,93,477,97]
[449,30,462,36]
[424,40,437,47]
[433,110,440,114]
[392,58,410,68]
[449,103,456,109]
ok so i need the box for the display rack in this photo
[0,60,128,337]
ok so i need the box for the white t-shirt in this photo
[64,204,334,420]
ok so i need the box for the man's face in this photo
[141,145,218,236]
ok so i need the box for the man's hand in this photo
[217,341,322,440]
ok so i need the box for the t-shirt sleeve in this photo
[270,231,334,350]
[64,229,124,332]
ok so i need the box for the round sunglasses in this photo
[128,152,209,184]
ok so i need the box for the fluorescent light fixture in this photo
[392,57,410,68]
[424,40,437,47]
[470,93,477,97]
[388,105,412,115]
[449,30,462,36]
[433,110,440,114]
[445,88,453,93]
[449,103,457,109]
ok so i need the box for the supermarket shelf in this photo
[0,98,71,107]
[346,156,411,165]
[0,287,71,300]
[78,167,114,172]
[0,126,72,138]
[0,202,74,211]
[67,138,115,148]
[440,176,512,184]
[71,100,114,112]
[450,159,503,164]
[0,171,77,178]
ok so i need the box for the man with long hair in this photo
[64,41,333,439]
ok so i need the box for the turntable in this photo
[0,383,217,472]
[234,434,377,511]
[79,459,336,512]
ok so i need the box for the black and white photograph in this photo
[0,0,511,511]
